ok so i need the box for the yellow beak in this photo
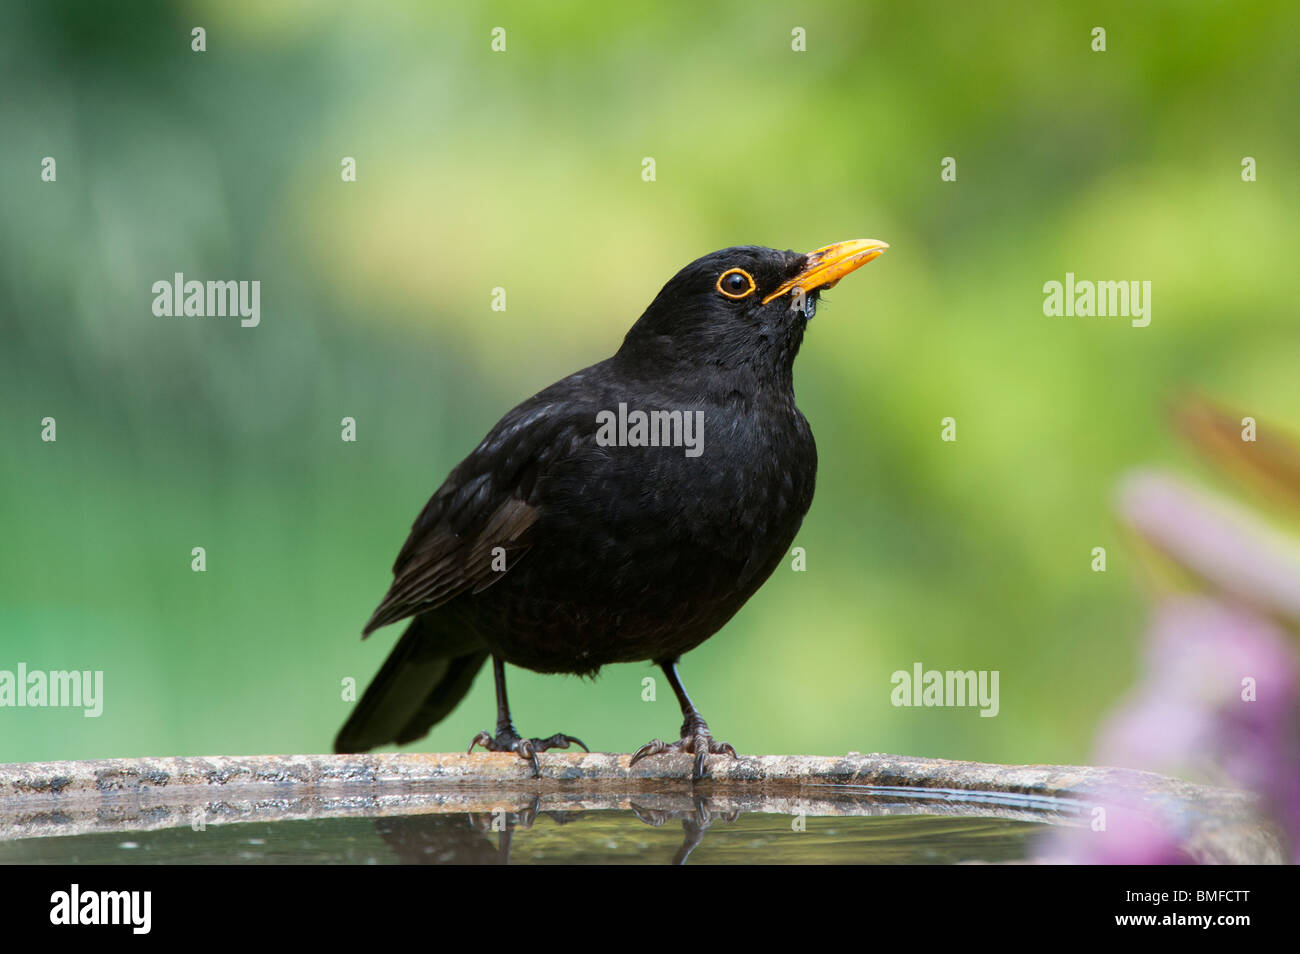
[761,239,889,305]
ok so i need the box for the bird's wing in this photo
[361,390,588,636]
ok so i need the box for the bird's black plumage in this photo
[336,240,887,776]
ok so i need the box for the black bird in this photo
[335,239,888,778]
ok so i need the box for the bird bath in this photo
[0,753,1280,864]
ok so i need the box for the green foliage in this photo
[2,1,1297,764]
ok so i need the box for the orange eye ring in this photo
[716,268,757,299]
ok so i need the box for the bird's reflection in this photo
[372,797,739,865]
[629,796,740,865]
[372,814,504,865]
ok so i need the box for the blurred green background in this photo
[2,0,1297,766]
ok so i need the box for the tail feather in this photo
[335,616,488,753]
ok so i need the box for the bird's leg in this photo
[467,656,588,777]
[629,659,739,781]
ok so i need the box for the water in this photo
[5,754,1268,863]
[1,805,1049,865]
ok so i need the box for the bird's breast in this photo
[456,396,817,670]
[548,398,816,569]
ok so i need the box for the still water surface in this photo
[3,809,1048,864]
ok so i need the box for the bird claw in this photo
[468,728,589,778]
[629,720,738,781]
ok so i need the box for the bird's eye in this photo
[716,268,756,300]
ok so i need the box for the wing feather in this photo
[360,365,609,637]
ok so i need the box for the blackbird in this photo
[335,239,888,778]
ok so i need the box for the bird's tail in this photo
[335,616,489,753]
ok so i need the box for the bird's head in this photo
[617,240,888,385]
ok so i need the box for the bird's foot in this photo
[468,726,588,778]
[629,716,738,781]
